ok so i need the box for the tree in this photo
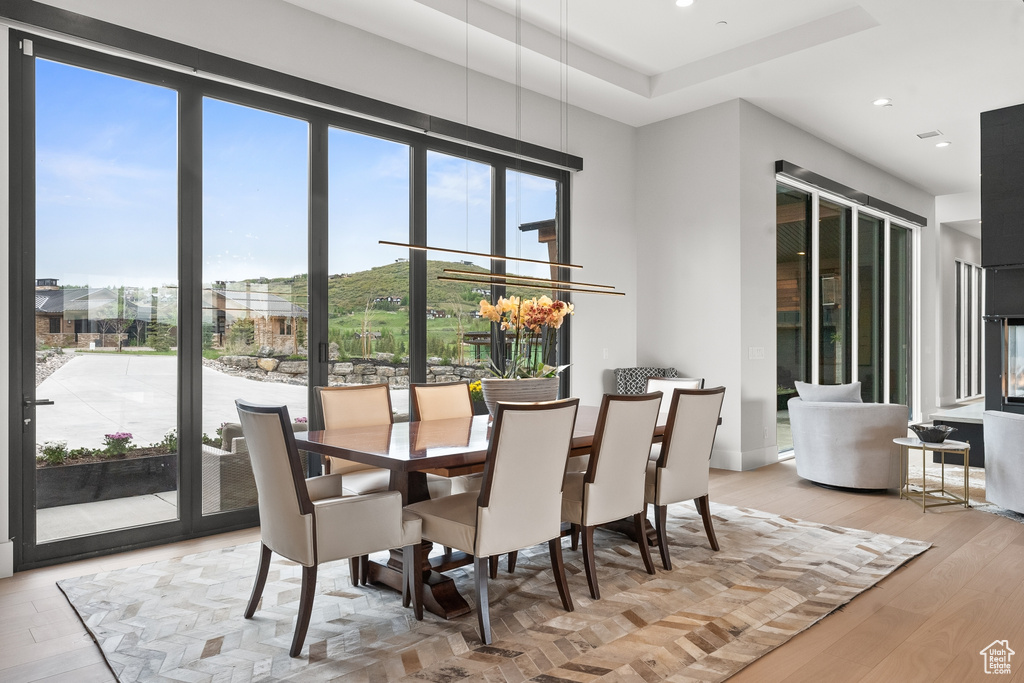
[96,286,138,352]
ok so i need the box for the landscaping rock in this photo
[256,357,279,372]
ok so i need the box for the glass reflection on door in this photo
[33,59,179,542]
[328,129,411,414]
[818,199,852,385]
[425,151,492,372]
[775,184,811,453]
[201,98,309,514]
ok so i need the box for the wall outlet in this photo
[748,346,765,360]
[603,348,609,359]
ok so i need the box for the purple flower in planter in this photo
[294,417,308,423]
[103,431,134,456]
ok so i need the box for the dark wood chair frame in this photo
[237,400,422,657]
[652,386,726,570]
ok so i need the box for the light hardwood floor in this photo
[3,460,1023,683]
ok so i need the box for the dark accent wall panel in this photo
[981,104,1024,267]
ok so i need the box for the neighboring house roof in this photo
[206,289,308,319]
[34,287,120,315]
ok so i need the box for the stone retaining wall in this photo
[213,354,489,387]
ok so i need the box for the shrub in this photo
[40,440,68,465]
[103,431,134,456]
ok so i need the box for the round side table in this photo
[894,437,971,512]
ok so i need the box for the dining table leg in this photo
[362,470,473,619]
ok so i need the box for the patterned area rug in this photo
[58,504,930,683]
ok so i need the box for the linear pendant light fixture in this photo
[379,240,583,270]
[442,268,614,290]
[437,275,625,296]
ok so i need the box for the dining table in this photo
[296,405,669,619]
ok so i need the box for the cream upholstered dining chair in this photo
[410,380,473,421]
[405,399,580,644]
[315,384,452,584]
[645,386,726,570]
[561,392,662,599]
[315,384,453,498]
[410,381,484,496]
[645,377,704,410]
[235,400,423,658]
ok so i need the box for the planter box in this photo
[36,454,177,509]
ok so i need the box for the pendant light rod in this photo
[437,275,625,296]
[442,268,615,290]
[379,240,583,270]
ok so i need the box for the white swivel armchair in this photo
[235,400,423,657]
[984,410,1024,513]
[788,395,908,490]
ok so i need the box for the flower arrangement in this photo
[469,379,483,402]
[478,295,573,379]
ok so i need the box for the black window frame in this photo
[9,27,574,570]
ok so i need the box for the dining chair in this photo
[645,377,704,412]
[315,384,452,584]
[410,380,473,421]
[561,392,662,599]
[411,380,486,496]
[645,386,726,570]
[405,398,580,644]
[235,400,423,658]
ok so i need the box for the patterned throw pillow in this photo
[615,367,678,395]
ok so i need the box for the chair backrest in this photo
[583,392,662,524]
[614,366,677,394]
[314,384,393,475]
[474,399,579,557]
[651,387,726,505]
[235,400,315,565]
[645,377,704,412]
[410,381,472,422]
[314,383,394,430]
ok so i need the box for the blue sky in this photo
[35,58,558,290]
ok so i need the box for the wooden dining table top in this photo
[296,405,668,474]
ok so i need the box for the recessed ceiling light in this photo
[873,98,892,106]
[676,0,695,6]
[936,141,952,148]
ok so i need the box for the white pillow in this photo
[794,380,863,403]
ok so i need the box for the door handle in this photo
[24,398,54,406]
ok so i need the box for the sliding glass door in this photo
[775,178,917,453]
[28,57,181,547]
[200,98,309,516]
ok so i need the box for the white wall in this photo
[636,99,937,471]
[635,101,744,468]
[936,225,982,407]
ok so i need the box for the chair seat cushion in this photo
[561,472,585,524]
[405,492,478,554]
[341,469,453,498]
[450,473,483,494]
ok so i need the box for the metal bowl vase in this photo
[909,423,957,444]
